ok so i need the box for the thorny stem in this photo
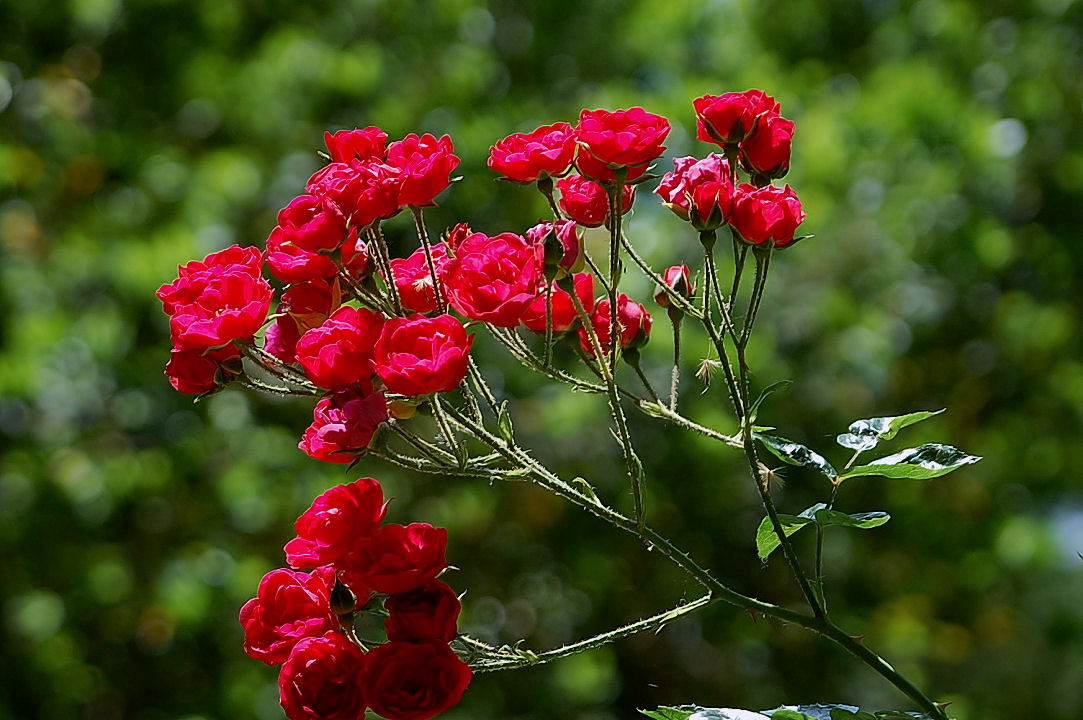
[567,279,646,531]
[410,206,445,312]
[469,594,713,672]
[727,246,824,619]
[729,234,748,314]
[605,173,625,372]
[670,315,682,412]
[433,402,948,720]
[368,225,405,316]
[816,448,864,611]
[543,281,555,366]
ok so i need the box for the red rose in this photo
[556,174,634,228]
[165,345,241,394]
[275,195,348,253]
[487,122,576,182]
[361,641,472,720]
[296,306,385,389]
[344,523,448,595]
[299,385,389,464]
[654,265,694,308]
[373,314,472,396]
[443,232,544,326]
[384,580,461,643]
[574,107,670,183]
[306,160,402,228]
[324,126,389,163]
[729,184,806,248]
[387,243,451,314]
[694,89,780,146]
[285,478,388,568]
[278,631,367,720]
[387,134,460,208]
[740,112,794,179]
[521,273,595,335]
[655,154,734,230]
[157,244,263,312]
[239,567,337,665]
[579,294,652,356]
[525,219,583,276]
[157,244,272,349]
[266,227,338,283]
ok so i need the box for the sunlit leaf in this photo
[840,443,981,480]
[755,433,837,478]
[836,409,945,451]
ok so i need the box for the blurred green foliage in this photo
[2,1,1082,719]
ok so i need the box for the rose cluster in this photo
[655,90,806,248]
[240,478,471,720]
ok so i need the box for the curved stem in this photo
[470,594,713,672]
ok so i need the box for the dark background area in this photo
[2,1,1082,719]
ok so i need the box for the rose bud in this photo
[386,133,460,208]
[574,107,670,183]
[488,122,576,183]
[654,154,734,231]
[324,126,389,163]
[579,294,653,357]
[694,89,780,146]
[157,244,272,349]
[361,641,472,720]
[384,580,461,643]
[295,306,385,390]
[306,159,402,229]
[654,265,694,309]
[343,522,448,595]
[165,345,242,394]
[521,273,595,335]
[387,243,451,314]
[299,384,389,464]
[373,314,473,397]
[739,112,795,179]
[556,174,634,228]
[525,219,584,278]
[285,478,389,569]
[443,222,473,251]
[443,232,544,327]
[729,184,807,249]
[238,567,337,666]
[278,631,367,720]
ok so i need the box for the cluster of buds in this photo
[240,478,470,720]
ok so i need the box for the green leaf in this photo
[641,707,772,720]
[755,512,812,560]
[496,401,515,443]
[836,409,945,452]
[755,433,837,478]
[765,706,930,720]
[756,505,891,559]
[746,380,792,425]
[640,708,694,720]
[841,443,982,480]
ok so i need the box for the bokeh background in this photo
[2,1,1082,719]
